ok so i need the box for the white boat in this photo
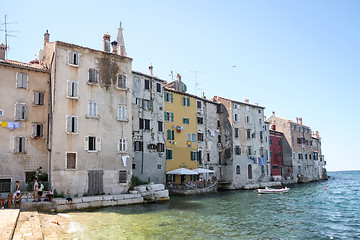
[257,187,289,194]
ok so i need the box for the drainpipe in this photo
[47,52,55,189]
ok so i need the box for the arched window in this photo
[236,165,240,175]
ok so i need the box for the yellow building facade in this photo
[164,88,198,183]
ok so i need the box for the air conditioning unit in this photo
[217,143,222,147]
[159,152,164,157]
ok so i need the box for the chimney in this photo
[44,30,50,48]
[245,99,249,103]
[111,41,118,54]
[103,33,111,53]
[0,44,6,61]
[149,64,153,76]
[176,73,181,82]
[299,117,303,125]
[296,117,299,123]
[272,111,275,116]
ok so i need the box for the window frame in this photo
[117,74,127,89]
[117,105,127,121]
[68,51,79,66]
[16,72,28,89]
[14,136,26,153]
[166,149,173,160]
[32,122,44,138]
[87,101,99,118]
[66,80,79,99]
[118,138,127,153]
[14,103,27,121]
[66,115,78,134]
[88,68,99,84]
[65,152,77,170]
[33,91,45,106]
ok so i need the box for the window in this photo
[164,111,174,122]
[132,164,136,170]
[298,153,303,159]
[142,99,150,110]
[16,72,28,89]
[14,136,26,153]
[144,79,150,90]
[118,138,127,153]
[88,68,99,84]
[270,151,273,158]
[235,128,239,138]
[118,105,127,121]
[234,104,238,109]
[198,150,202,163]
[25,172,36,183]
[134,141,143,151]
[157,143,165,152]
[246,115,250,123]
[235,146,241,155]
[260,131,263,140]
[191,151,198,161]
[164,92,173,103]
[167,130,174,140]
[67,81,79,98]
[207,153,210,162]
[305,154,308,159]
[270,139,273,145]
[85,136,101,152]
[246,106,250,111]
[259,118,262,125]
[197,101,201,109]
[157,164,162,170]
[279,152,282,158]
[217,120,220,128]
[197,117,203,124]
[258,109,261,114]
[309,154,312,160]
[247,146,252,155]
[139,118,150,130]
[198,132,204,142]
[0,110,3,116]
[88,102,98,118]
[234,114,239,122]
[183,118,190,124]
[192,133,196,143]
[32,123,43,138]
[66,115,78,133]
[117,74,126,89]
[0,179,11,192]
[187,133,191,142]
[166,149,173,160]
[66,152,77,169]
[218,135,221,143]
[34,92,44,106]
[183,97,190,107]
[148,144,157,150]
[68,51,79,66]
[278,140,281,146]
[15,103,27,120]
[156,83,162,93]
[119,171,127,183]
[236,165,240,175]
[158,121,163,132]
[246,129,251,139]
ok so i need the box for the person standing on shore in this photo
[38,181,44,202]
[33,178,39,202]
[13,180,20,199]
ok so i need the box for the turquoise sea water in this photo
[70,171,360,239]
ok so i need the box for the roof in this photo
[0,59,48,73]
[132,70,166,82]
[55,41,133,61]
[214,96,265,109]
[267,115,311,128]
[164,86,219,105]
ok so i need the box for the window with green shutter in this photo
[183,118,189,124]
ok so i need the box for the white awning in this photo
[166,168,199,175]
[193,168,215,174]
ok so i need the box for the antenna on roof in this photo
[0,15,18,59]
[190,70,204,96]
[169,71,175,81]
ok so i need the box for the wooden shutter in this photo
[96,137,102,151]
[170,93,173,103]
[21,137,25,153]
[22,74,28,88]
[39,92,44,105]
[67,81,72,97]
[164,112,168,121]
[15,103,20,119]
[171,130,174,140]
[74,82,78,97]
[32,123,37,137]
[16,73,22,88]
[66,116,72,132]
[84,136,89,150]
[171,112,174,122]
[187,97,190,106]
[14,137,20,152]
[68,52,73,64]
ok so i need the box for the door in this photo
[248,164,252,179]
[88,170,104,195]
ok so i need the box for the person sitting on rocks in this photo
[14,192,22,208]
[46,188,54,202]
[7,193,13,208]
[0,196,4,209]
[65,189,73,205]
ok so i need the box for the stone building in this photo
[213,97,270,189]
[131,67,166,184]
[0,44,49,192]
[196,96,221,182]
[39,28,133,196]
[267,114,324,182]
[311,131,327,179]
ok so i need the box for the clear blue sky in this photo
[2,0,359,171]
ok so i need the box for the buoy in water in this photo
[324,188,327,190]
